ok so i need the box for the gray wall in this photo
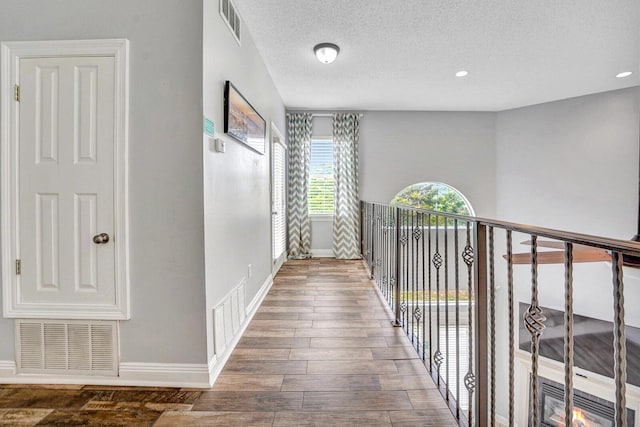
[359,111,497,217]
[0,0,207,364]
[493,87,640,421]
[494,86,640,326]
[298,111,497,253]
[202,0,286,361]
[496,87,640,238]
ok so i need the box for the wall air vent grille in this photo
[220,0,241,45]
[16,319,118,376]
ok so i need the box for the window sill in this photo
[310,215,334,222]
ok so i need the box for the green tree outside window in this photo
[390,182,474,224]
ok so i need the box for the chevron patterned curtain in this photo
[287,113,312,259]
[332,113,361,259]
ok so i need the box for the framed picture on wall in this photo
[223,81,266,154]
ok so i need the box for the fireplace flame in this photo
[572,407,588,426]
[557,407,592,427]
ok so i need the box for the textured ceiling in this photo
[233,0,639,111]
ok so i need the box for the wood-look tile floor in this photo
[0,259,456,426]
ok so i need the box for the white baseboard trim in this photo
[0,360,211,388]
[118,362,210,388]
[311,249,334,258]
[246,274,274,316]
[0,360,16,377]
[0,275,276,388]
[208,274,273,386]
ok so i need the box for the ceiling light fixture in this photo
[455,70,469,77]
[314,43,340,64]
[616,71,633,78]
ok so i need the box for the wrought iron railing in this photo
[361,201,640,427]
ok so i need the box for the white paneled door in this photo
[2,40,129,320]
[271,126,287,273]
[20,56,116,306]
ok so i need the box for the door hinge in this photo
[15,259,21,275]
[14,84,20,102]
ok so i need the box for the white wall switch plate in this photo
[214,138,226,153]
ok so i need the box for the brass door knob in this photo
[93,233,110,244]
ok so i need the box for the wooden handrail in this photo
[362,201,640,255]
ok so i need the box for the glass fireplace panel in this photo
[543,392,613,427]
[537,377,634,427]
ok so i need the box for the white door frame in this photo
[270,122,287,274]
[1,39,130,319]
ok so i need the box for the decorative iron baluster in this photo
[489,227,496,426]
[384,208,391,303]
[462,222,475,426]
[382,206,391,306]
[389,208,396,304]
[363,204,368,263]
[433,217,443,379]
[408,211,412,338]
[376,211,383,283]
[410,212,415,344]
[454,219,460,419]
[428,213,433,374]
[413,213,422,348]
[370,204,376,278]
[612,251,626,427]
[564,243,574,427]
[360,202,364,259]
[421,212,427,362]
[507,230,515,427]
[525,235,545,427]
[444,219,450,400]
[401,213,408,329]
[393,207,401,326]
[378,207,384,297]
[385,206,390,303]
[405,212,411,333]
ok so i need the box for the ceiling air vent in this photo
[220,0,241,45]
[16,320,118,376]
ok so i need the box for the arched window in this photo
[390,182,474,216]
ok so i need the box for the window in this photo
[308,139,334,215]
[390,182,474,216]
[272,140,286,262]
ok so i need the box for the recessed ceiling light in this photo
[616,71,633,78]
[314,43,340,64]
[455,70,469,77]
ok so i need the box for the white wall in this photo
[202,0,286,362]
[0,0,207,364]
[359,111,497,217]
[310,219,333,256]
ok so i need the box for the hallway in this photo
[0,259,456,426]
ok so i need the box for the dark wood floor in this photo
[0,258,456,426]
